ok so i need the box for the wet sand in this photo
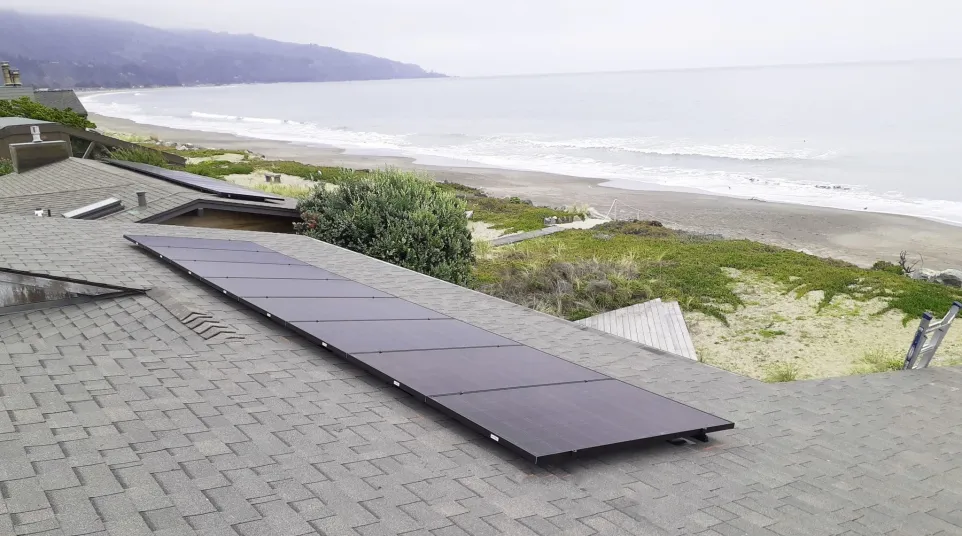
[91,113,962,270]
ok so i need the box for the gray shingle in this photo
[0,214,960,535]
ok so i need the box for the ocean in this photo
[82,60,962,224]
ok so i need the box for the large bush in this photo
[295,169,474,285]
[0,97,95,129]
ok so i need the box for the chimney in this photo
[1,62,11,86]
[137,192,147,207]
[9,70,22,87]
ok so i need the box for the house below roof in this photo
[0,147,301,232]
[1,61,88,116]
[0,117,185,166]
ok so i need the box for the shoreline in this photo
[90,112,962,270]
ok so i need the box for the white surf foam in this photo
[81,93,962,226]
[496,136,828,161]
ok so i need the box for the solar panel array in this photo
[126,234,734,462]
[105,160,284,202]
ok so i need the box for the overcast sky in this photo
[5,0,962,76]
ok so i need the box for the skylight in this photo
[62,197,124,219]
[0,270,140,315]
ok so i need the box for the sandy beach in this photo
[91,113,962,270]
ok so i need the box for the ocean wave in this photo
[408,145,962,225]
[80,93,962,225]
[86,102,408,150]
[491,136,829,161]
[190,111,289,125]
[191,111,238,120]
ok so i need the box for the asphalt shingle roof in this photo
[32,89,88,116]
[0,214,960,536]
[0,158,298,221]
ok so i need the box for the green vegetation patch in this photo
[437,182,575,233]
[759,329,787,338]
[185,160,256,179]
[764,362,801,383]
[249,182,315,200]
[262,161,349,182]
[296,168,474,285]
[106,146,170,167]
[854,349,905,374]
[474,220,962,324]
[134,144,248,159]
[0,97,95,129]
[0,159,13,177]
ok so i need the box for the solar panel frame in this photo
[105,159,283,201]
[290,319,521,354]
[176,261,345,280]
[126,234,735,462]
[245,297,448,322]
[351,346,609,399]
[125,235,273,252]
[147,247,310,265]
[212,278,392,298]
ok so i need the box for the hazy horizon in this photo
[3,1,962,77]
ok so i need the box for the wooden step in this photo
[576,300,697,360]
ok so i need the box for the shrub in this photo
[295,168,474,285]
[475,253,652,320]
[0,97,95,129]
[0,159,13,177]
[108,147,170,168]
[871,260,904,276]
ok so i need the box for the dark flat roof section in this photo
[125,234,734,462]
[105,159,283,202]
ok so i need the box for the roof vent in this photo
[1,62,11,86]
[137,191,147,207]
[9,69,22,87]
[62,198,124,219]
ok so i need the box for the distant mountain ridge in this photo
[0,10,442,89]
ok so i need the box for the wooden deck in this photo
[576,299,698,360]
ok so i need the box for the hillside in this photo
[0,11,442,89]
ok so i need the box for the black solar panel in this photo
[125,235,272,252]
[105,159,283,201]
[353,346,608,397]
[246,297,447,322]
[212,279,391,298]
[149,247,309,265]
[126,234,734,462]
[177,261,344,280]
[291,319,519,354]
[430,380,734,458]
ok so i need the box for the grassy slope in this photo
[474,221,962,324]
[437,182,574,233]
